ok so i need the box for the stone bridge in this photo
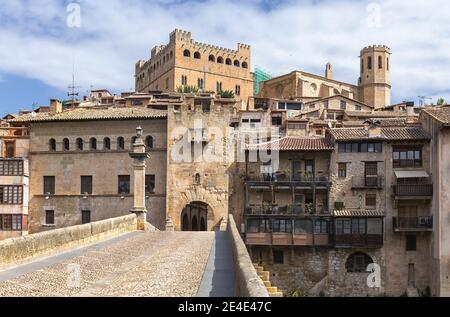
[0,214,269,297]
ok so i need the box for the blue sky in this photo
[0,0,450,116]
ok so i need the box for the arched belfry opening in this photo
[180,201,210,231]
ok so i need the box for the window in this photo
[242,61,248,69]
[45,210,55,225]
[346,252,373,273]
[361,58,364,73]
[338,142,382,153]
[338,163,347,178]
[217,56,224,64]
[118,175,130,194]
[76,138,84,151]
[81,176,93,195]
[183,49,191,57]
[82,210,91,224]
[90,138,97,150]
[235,85,241,96]
[166,78,169,89]
[315,129,323,136]
[117,137,125,150]
[387,57,390,71]
[194,173,201,185]
[378,56,383,69]
[273,250,284,265]
[197,78,204,90]
[314,220,329,234]
[11,215,22,231]
[366,194,377,207]
[49,139,56,151]
[272,219,292,233]
[225,58,232,65]
[208,55,215,62]
[0,160,24,176]
[368,56,372,70]
[0,186,23,204]
[406,235,417,251]
[234,60,240,67]
[103,137,111,150]
[271,116,282,126]
[194,52,201,59]
[43,176,55,195]
[4,141,15,158]
[63,138,70,151]
[145,175,155,194]
[355,105,362,111]
[327,113,334,120]
[340,100,347,110]
[393,146,422,168]
[146,136,154,149]
[216,81,223,92]
[324,100,329,109]
[181,75,188,85]
[287,123,307,130]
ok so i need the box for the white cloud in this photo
[0,0,449,103]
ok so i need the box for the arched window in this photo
[117,137,125,150]
[378,56,383,69]
[368,56,372,70]
[242,61,248,69]
[146,136,154,149]
[76,138,84,151]
[194,173,201,184]
[103,137,111,150]
[217,56,224,64]
[225,58,232,65]
[194,51,201,59]
[345,252,374,273]
[90,138,97,150]
[208,55,215,62]
[49,139,56,151]
[63,138,70,151]
[234,60,240,67]
[183,49,190,57]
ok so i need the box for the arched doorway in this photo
[180,201,209,231]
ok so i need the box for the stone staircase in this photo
[253,264,283,297]
[406,287,419,297]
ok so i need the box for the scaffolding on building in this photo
[253,68,273,96]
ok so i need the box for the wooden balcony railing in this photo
[245,173,330,185]
[245,205,329,216]
[352,176,383,189]
[394,184,433,197]
[393,217,433,231]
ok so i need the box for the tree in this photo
[437,97,446,106]
[217,90,235,98]
[176,85,199,93]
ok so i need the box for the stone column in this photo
[129,126,150,230]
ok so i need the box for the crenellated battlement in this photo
[361,45,391,54]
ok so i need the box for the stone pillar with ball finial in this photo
[129,126,150,230]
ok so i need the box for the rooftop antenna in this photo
[418,96,432,107]
[68,64,81,107]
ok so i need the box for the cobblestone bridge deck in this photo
[0,231,235,297]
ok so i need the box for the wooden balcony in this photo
[393,217,433,232]
[394,184,433,199]
[245,205,329,216]
[245,232,332,247]
[352,176,383,189]
[245,173,330,188]
[334,234,383,248]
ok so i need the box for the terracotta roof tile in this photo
[8,107,167,123]
[248,137,335,151]
[345,110,409,118]
[333,209,384,217]
[422,106,450,125]
[330,127,430,141]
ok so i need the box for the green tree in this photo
[176,85,199,93]
[217,90,235,98]
[437,97,446,106]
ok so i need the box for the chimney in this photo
[325,63,333,79]
[406,104,416,123]
[365,120,382,138]
[49,99,62,115]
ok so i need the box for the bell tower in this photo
[359,45,391,109]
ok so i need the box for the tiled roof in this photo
[330,127,431,141]
[8,107,167,123]
[342,118,410,127]
[333,209,384,217]
[248,137,335,151]
[345,110,409,118]
[422,106,450,125]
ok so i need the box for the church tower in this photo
[359,45,391,109]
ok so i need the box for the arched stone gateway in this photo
[180,201,209,232]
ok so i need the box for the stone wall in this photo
[0,214,138,269]
[228,214,269,297]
